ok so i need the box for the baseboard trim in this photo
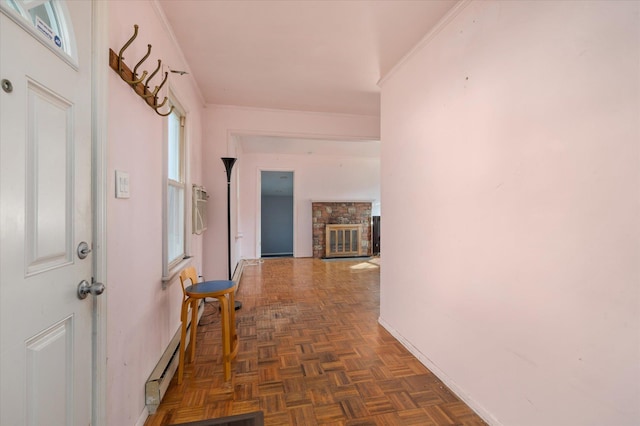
[145,300,205,414]
[231,259,246,284]
[377,317,501,426]
[135,406,149,426]
[145,259,249,416]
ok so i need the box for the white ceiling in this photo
[157,0,457,116]
[157,1,456,163]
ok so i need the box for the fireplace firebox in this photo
[325,224,364,257]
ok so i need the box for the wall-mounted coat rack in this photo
[109,25,174,117]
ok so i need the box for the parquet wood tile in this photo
[363,396,395,416]
[144,258,487,426]
[396,408,439,425]
[422,405,457,425]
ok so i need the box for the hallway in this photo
[145,258,486,425]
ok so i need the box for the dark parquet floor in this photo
[144,257,487,426]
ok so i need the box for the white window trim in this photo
[161,92,191,285]
[0,0,78,68]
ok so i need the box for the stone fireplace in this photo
[312,201,372,258]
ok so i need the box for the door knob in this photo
[77,279,105,299]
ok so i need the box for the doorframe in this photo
[256,168,296,258]
[91,0,108,424]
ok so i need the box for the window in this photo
[164,104,186,276]
[2,0,74,58]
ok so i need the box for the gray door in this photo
[261,171,294,257]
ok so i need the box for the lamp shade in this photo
[221,157,237,183]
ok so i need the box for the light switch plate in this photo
[115,170,130,199]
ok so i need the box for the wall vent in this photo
[192,185,208,235]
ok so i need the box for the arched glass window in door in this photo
[2,0,76,63]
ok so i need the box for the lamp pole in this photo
[221,157,236,280]
[221,158,241,310]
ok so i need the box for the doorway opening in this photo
[260,171,294,258]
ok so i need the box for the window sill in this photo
[162,256,192,289]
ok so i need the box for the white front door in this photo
[0,1,96,425]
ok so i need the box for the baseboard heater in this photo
[145,300,204,414]
[145,260,248,414]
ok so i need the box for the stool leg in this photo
[218,295,231,380]
[178,299,189,384]
[189,298,198,362]
[229,290,238,357]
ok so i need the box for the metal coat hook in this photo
[152,71,169,98]
[155,105,174,117]
[110,25,184,118]
[118,25,139,78]
[142,60,162,98]
[155,96,169,109]
[123,68,147,86]
[130,44,152,85]
[118,27,148,85]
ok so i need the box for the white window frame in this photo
[1,0,78,68]
[162,95,191,283]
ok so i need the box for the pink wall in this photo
[107,2,205,425]
[239,153,379,259]
[202,106,379,276]
[105,14,378,422]
[379,1,639,425]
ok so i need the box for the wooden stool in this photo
[178,267,238,383]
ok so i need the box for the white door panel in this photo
[1,1,94,425]
[26,80,74,274]
[26,316,74,426]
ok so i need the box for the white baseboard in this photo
[378,317,501,426]
[135,406,149,426]
[145,300,205,414]
[141,259,249,422]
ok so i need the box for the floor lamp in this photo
[221,157,242,310]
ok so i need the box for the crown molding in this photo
[378,0,473,87]
[207,103,380,120]
[151,0,206,107]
